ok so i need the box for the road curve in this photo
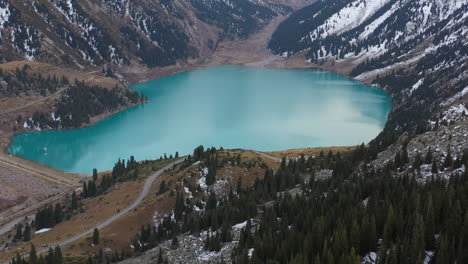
[250,150,282,162]
[3,158,184,262]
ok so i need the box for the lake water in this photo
[8,66,391,174]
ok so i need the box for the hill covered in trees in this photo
[0,64,143,131]
[113,145,468,264]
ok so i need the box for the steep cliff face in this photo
[0,0,292,69]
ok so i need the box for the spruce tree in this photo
[431,160,438,173]
[30,244,38,264]
[171,236,179,249]
[54,203,63,224]
[425,148,433,164]
[71,191,78,210]
[93,228,100,245]
[93,168,98,181]
[83,181,88,198]
[55,246,63,264]
[425,198,436,250]
[23,223,31,242]
[443,149,453,168]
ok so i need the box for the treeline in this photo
[127,144,468,264]
[13,191,79,244]
[233,159,468,263]
[0,65,67,97]
[190,0,276,39]
[130,146,318,256]
[82,156,139,199]
[52,80,142,129]
[10,244,63,264]
[22,79,144,130]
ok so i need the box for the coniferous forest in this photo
[125,146,467,264]
[1,65,144,130]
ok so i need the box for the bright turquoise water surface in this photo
[8,66,391,174]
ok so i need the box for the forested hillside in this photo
[0,0,288,69]
[104,146,467,264]
[0,65,143,130]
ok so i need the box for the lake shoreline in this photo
[1,14,392,176]
[8,65,391,173]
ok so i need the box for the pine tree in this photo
[71,191,78,210]
[174,191,185,221]
[171,236,179,249]
[30,244,38,264]
[55,246,63,264]
[14,224,22,241]
[425,198,436,250]
[443,148,452,168]
[47,247,55,264]
[23,223,31,242]
[409,214,425,263]
[457,212,468,263]
[93,228,100,245]
[237,177,242,194]
[425,148,433,164]
[401,147,409,165]
[435,235,449,264]
[383,205,396,247]
[54,203,63,224]
[93,168,98,181]
[83,181,88,198]
[157,248,164,263]
[431,160,438,173]
[350,219,360,251]
[158,180,167,195]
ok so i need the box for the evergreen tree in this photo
[431,160,438,173]
[71,191,78,210]
[425,198,436,250]
[55,246,63,264]
[14,224,22,242]
[93,228,100,245]
[54,203,63,224]
[93,168,98,182]
[158,180,167,195]
[83,182,88,198]
[443,149,453,168]
[171,236,179,249]
[413,152,422,169]
[23,223,31,242]
[29,244,37,264]
[425,148,433,164]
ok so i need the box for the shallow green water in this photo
[8,65,391,174]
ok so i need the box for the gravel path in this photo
[2,158,184,263]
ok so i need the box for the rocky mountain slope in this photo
[270,0,467,147]
[0,0,293,70]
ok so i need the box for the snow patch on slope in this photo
[315,0,390,38]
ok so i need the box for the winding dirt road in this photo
[1,158,184,263]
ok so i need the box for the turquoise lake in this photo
[7,65,391,174]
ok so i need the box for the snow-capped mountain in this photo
[0,0,290,68]
[270,0,467,132]
[270,0,466,65]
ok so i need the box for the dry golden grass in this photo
[0,148,332,261]
[0,180,143,261]
[0,61,122,90]
[266,146,357,159]
[57,151,276,257]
